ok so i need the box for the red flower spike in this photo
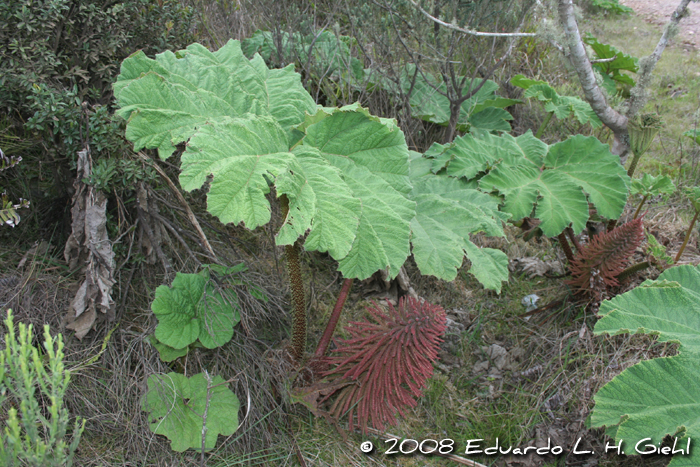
[566,218,644,298]
[321,297,447,433]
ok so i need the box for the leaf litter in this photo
[63,147,116,339]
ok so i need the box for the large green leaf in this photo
[408,154,509,290]
[115,42,417,281]
[430,130,547,179]
[429,131,629,236]
[177,108,387,268]
[300,105,414,279]
[114,40,316,157]
[511,75,601,128]
[179,116,301,230]
[478,134,629,236]
[144,372,239,452]
[152,269,240,350]
[592,265,700,466]
[284,146,361,260]
[241,30,288,62]
[467,106,514,133]
[242,29,364,83]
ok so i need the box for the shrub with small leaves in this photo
[322,297,447,432]
[0,310,84,467]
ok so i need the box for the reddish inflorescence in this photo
[322,296,447,433]
[567,217,644,299]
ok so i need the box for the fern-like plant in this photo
[567,217,644,298]
[321,297,446,433]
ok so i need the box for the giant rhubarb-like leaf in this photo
[242,29,364,84]
[114,41,317,152]
[144,372,239,452]
[115,41,510,289]
[297,104,414,279]
[431,132,629,236]
[592,265,700,466]
[409,152,509,290]
[115,42,414,281]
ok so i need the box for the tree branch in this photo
[557,0,628,138]
[408,0,536,37]
[558,0,693,162]
[626,0,692,118]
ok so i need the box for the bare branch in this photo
[557,0,628,147]
[558,0,693,161]
[408,0,537,37]
[627,0,692,118]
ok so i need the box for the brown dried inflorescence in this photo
[322,297,447,433]
[567,217,644,299]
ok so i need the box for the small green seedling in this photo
[151,264,244,355]
[629,173,675,219]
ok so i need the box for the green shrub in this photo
[0,310,84,466]
[0,0,194,210]
[0,0,194,113]
[586,0,633,16]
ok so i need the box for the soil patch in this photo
[620,0,700,48]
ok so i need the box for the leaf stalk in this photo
[633,195,648,219]
[280,195,307,362]
[558,232,575,263]
[314,278,353,359]
[674,210,699,263]
[535,112,554,139]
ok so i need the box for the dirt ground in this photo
[619,0,700,48]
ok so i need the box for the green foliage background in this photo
[0,0,194,238]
